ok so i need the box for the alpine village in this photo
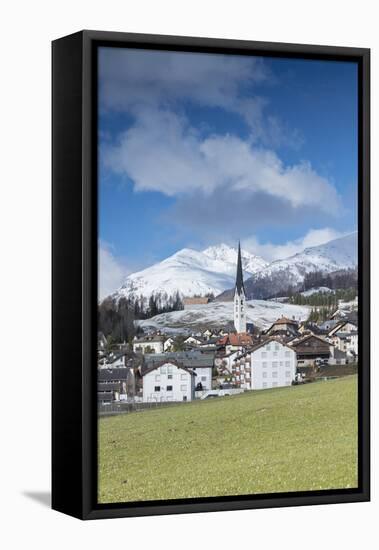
[97,243,358,414]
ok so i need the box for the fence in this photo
[98,400,190,416]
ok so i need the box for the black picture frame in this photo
[52,30,370,520]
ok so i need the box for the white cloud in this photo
[103,108,340,214]
[99,48,268,113]
[242,228,348,262]
[99,48,301,147]
[98,243,127,300]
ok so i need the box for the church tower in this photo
[234,241,247,333]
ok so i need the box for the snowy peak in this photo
[299,232,357,268]
[112,244,267,303]
[202,243,268,274]
[264,232,357,277]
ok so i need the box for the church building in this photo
[234,242,247,333]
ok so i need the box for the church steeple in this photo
[235,241,245,296]
[234,241,247,333]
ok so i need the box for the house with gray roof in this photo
[143,350,214,392]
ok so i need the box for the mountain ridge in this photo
[108,233,357,304]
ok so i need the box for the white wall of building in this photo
[334,332,358,356]
[192,366,212,390]
[250,341,297,390]
[133,340,164,354]
[163,338,174,352]
[184,335,202,345]
[142,362,194,402]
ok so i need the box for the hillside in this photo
[98,376,358,503]
[137,299,310,333]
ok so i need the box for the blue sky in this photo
[98,47,357,297]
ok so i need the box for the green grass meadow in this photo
[98,375,358,503]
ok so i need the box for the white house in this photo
[142,361,196,402]
[192,365,212,391]
[331,331,358,357]
[163,337,174,352]
[184,335,203,346]
[144,350,214,393]
[133,335,164,354]
[328,319,358,338]
[231,338,297,390]
[327,320,358,358]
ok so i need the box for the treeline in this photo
[288,287,357,307]
[307,306,337,324]
[302,269,357,291]
[98,291,184,342]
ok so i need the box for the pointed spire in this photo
[235,241,245,295]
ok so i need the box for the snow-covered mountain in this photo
[238,232,358,300]
[112,244,267,304]
[107,233,357,305]
[258,232,357,284]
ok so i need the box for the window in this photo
[272,361,278,368]
[167,374,173,379]
[166,385,173,391]
[167,365,173,374]
[266,344,271,351]
[285,371,291,378]
[280,361,283,366]
[201,376,207,381]
[273,351,278,357]
[262,372,267,378]
[160,366,167,374]
[180,373,187,380]
[285,351,291,357]
[275,343,280,351]
[262,361,267,368]
[272,382,278,387]
[154,386,161,392]
[272,372,278,378]
[261,352,267,358]
[155,375,161,382]
[285,361,290,368]
[262,382,268,388]
[180,385,187,392]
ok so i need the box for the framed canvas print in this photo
[52,30,370,519]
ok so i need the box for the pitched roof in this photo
[271,316,298,326]
[144,350,214,369]
[228,332,253,346]
[235,241,245,295]
[98,368,130,382]
[141,359,196,377]
[328,319,357,336]
[291,333,333,348]
[237,336,296,358]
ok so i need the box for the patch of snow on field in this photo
[137,299,310,334]
[301,286,334,297]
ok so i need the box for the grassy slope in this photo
[98,375,358,503]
